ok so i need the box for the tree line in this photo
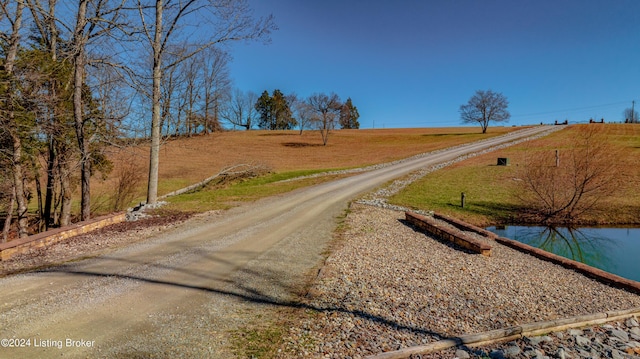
[0,0,275,240]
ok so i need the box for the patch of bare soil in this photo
[0,212,194,277]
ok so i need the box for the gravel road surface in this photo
[278,205,640,358]
[0,126,561,358]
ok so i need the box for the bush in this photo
[515,126,622,225]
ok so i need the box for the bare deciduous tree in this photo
[292,95,313,135]
[135,0,275,205]
[70,0,130,221]
[515,126,622,225]
[200,47,230,133]
[623,107,639,123]
[308,92,342,146]
[460,89,510,133]
[0,0,29,238]
[222,88,257,130]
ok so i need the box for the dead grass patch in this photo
[92,127,515,214]
[390,124,640,226]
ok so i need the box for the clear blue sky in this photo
[227,0,640,129]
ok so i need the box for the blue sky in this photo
[227,1,640,129]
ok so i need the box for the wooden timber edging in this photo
[405,212,492,257]
[0,212,126,261]
[494,235,640,295]
[432,212,498,240]
[365,308,640,359]
[427,212,640,295]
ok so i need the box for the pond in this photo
[485,226,640,282]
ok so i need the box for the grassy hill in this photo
[93,124,640,226]
[389,124,640,226]
[92,127,516,214]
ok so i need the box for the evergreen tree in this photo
[339,97,360,129]
[255,89,297,130]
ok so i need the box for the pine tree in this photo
[339,97,360,129]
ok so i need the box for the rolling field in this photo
[93,126,516,212]
[93,124,640,225]
[389,124,640,226]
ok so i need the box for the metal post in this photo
[461,192,466,208]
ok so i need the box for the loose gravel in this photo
[5,125,636,358]
[0,212,193,276]
[277,204,640,358]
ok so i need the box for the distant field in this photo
[389,124,640,226]
[92,126,517,212]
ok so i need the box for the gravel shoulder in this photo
[276,204,640,358]
[4,125,628,359]
[0,212,195,277]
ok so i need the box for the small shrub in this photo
[111,155,145,211]
[515,126,623,225]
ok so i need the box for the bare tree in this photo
[623,107,638,123]
[200,46,230,133]
[515,126,622,225]
[460,89,510,133]
[292,95,313,135]
[308,92,342,146]
[33,0,130,222]
[222,88,257,130]
[0,0,29,238]
[27,0,66,228]
[134,0,275,205]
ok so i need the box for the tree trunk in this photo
[10,133,29,238]
[43,137,56,229]
[72,0,91,221]
[59,158,72,227]
[147,0,164,205]
[5,1,28,238]
[34,0,60,230]
[32,157,44,232]
[2,188,16,242]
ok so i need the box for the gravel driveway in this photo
[277,205,640,358]
[0,126,591,359]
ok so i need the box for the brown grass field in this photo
[93,124,639,226]
[389,124,640,226]
[95,127,515,204]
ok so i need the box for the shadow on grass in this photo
[258,132,297,136]
[281,142,323,148]
[421,133,474,137]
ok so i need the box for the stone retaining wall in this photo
[0,212,126,261]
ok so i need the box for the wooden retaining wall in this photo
[405,212,492,257]
[494,235,640,295]
[0,212,126,261]
[423,212,640,295]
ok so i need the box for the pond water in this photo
[485,226,640,282]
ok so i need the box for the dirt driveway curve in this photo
[0,126,554,358]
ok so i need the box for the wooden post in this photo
[461,192,466,208]
[555,149,559,167]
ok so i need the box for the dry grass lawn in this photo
[390,124,640,226]
[94,127,515,207]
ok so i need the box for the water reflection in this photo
[486,226,640,282]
